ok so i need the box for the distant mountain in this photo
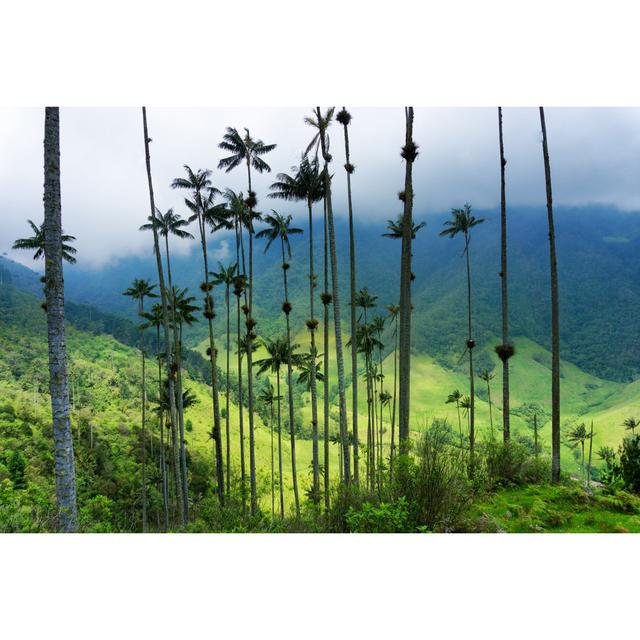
[3,204,640,382]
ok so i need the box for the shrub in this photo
[346,498,410,533]
[395,420,471,531]
[79,495,115,532]
[485,440,530,486]
[7,450,26,489]
[620,435,640,494]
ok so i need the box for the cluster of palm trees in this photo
[14,105,564,531]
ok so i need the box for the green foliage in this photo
[7,450,26,488]
[346,497,409,533]
[620,435,640,494]
[78,495,115,533]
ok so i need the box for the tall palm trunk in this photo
[276,372,285,518]
[156,325,169,531]
[225,283,231,496]
[465,232,476,474]
[316,106,350,483]
[322,198,331,510]
[390,315,398,476]
[307,199,320,504]
[270,401,275,519]
[138,296,148,532]
[498,107,511,442]
[164,235,188,519]
[587,421,594,486]
[245,163,258,515]
[339,109,359,485]
[234,218,246,509]
[142,107,185,525]
[540,106,561,483]
[281,237,300,516]
[43,106,78,532]
[195,214,225,504]
[398,107,416,454]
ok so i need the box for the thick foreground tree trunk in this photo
[43,106,78,533]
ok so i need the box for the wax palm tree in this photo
[256,211,304,515]
[440,203,485,475]
[383,213,426,241]
[269,155,325,498]
[140,208,193,287]
[386,304,400,476]
[219,127,276,515]
[171,286,200,508]
[445,389,465,452]
[13,219,78,265]
[36,108,78,531]
[171,165,225,506]
[460,395,471,435]
[256,336,294,518]
[623,417,639,435]
[371,314,386,477]
[123,278,157,531]
[140,302,170,530]
[296,349,325,391]
[306,107,351,484]
[566,422,589,482]
[211,261,238,494]
[335,107,361,486]
[398,107,418,456]
[539,107,561,483]
[257,381,279,518]
[479,368,496,441]
[140,209,193,516]
[496,106,514,442]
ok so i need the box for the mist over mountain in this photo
[3,204,639,382]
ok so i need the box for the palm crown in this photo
[440,203,485,243]
[255,211,303,257]
[123,278,158,304]
[140,208,194,240]
[218,127,276,175]
[268,156,325,205]
[255,336,301,376]
[383,213,426,240]
[13,219,78,264]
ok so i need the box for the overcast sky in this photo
[2,107,640,269]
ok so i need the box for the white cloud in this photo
[2,107,640,268]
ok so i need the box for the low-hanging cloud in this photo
[2,107,640,269]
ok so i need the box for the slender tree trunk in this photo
[270,402,275,519]
[307,200,321,505]
[282,238,300,516]
[164,235,189,521]
[486,379,493,441]
[142,107,185,525]
[340,111,359,485]
[156,326,169,531]
[234,218,246,511]
[456,400,464,455]
[498,107,511,442]
[139,297,148,532]
[323,198,331,511]
[587,421,594,486]
[277,372,284,518]
[246,163,258,515]
[465,234,476,475]
[398,107,416,454]
[225,285,231,497]
[534,413,538,458]
[540,107,561,484]
[390,316,398,477]
[43,106,78,532]
[316,106,350,483]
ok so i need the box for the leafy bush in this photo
[485,440,531,486]
[394,420,471,531]
[346,497,409,533]
[78,495,115,533]
[620,435,640,494]
[598,490,640,515]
